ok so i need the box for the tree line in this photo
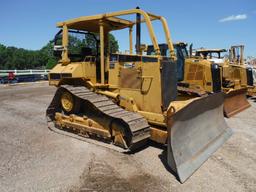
[0,41,58,70]
[0,33,119,70]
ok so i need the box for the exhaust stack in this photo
[189,43,193,57]
[136,6,141,54]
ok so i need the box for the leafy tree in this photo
[108,33,119,53]
[40,40,58,69]
[46,57,57,69]
[68,33,119,55]
[0,33,119,70]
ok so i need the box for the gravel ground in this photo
[0,82,255,192]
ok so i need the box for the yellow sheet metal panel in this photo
[49,61,96,84]
[183,58,213,92]
[119,60,163,114]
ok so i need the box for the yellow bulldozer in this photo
[147,42,250,117]
[228,45,256,96]
[46,8,232,183]
[147,42,218,95]
[195,46,254,116]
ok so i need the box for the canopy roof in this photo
[57,16,134,32]
[56,9,160,33]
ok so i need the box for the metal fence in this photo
[0,69,50,84]
[0,69,49,77]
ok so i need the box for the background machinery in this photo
[228,45,255,96]
[147,42,250,117]
[46,9,231,183]
[195,47,253,116]
[147,43,217,95]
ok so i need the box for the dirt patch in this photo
[71,155,168,192]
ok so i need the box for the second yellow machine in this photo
[148,42,251,117]
[46,8,232,183]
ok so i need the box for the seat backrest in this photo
[81,47,93,57]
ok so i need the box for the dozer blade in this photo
[224,88,250,117]
[167,92,232,183]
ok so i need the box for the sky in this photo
[0,0,255,56]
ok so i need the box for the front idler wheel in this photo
[60,90,80,114]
